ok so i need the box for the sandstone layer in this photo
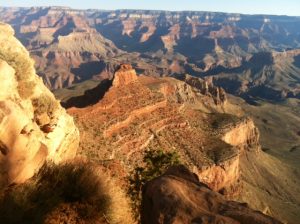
[112,64,138,87]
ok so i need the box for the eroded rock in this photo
[112,64,138,87]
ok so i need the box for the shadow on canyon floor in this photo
[61,79,112,108]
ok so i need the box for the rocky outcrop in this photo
[195,154,240,194]
[194,117,260,193]
[112,64,138,87]
[0,23,79,188]
[68,64,284,221]
[142,165,282,224]
[159,79,197,104]
[175,74,227,105]
[221,118,260,151]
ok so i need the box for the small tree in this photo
[128,149,180,221]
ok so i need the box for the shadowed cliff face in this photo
[1,7,300,101]
[0,23,79,188]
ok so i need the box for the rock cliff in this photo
[0,23,79,188]
[174,74,227,105]
[112,64,138,87]
[221,118,260,151]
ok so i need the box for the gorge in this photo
[0,5,300,224]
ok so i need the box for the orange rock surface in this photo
[70,64,260,194]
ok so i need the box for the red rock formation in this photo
[195,155,240,194]
[112,64,138,87]
[175,74,227,105]
[70,65,247,196]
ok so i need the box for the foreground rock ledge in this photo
[142,165,282,224]
[0,23,79,187]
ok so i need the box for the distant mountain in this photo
[1,6,300,101]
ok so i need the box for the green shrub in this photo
[128,149,180,221]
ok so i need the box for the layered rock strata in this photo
[70,64,259,196]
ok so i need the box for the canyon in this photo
[0,6,300,102]
[0,6,299,223]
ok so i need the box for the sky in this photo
[1,0,300,16]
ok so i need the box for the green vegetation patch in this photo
[128,149,180,221]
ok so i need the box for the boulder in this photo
[141,165,282,224]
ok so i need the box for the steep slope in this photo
[227,96,300,224]
[238,151,300,224]
[0,23,79,188]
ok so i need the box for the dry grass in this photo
[0,48,36,98]
[18,80,36,99]
[32,94,59,120]
[0,162,134,224]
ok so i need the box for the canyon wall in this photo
[221,118,260,151]
[1,7,300,101]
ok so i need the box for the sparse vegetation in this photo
[0,162,133,224]
[128,149,180,221]
[210,113,241,129]
[32,94,59,118]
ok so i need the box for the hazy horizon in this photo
[2,0,300,16]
